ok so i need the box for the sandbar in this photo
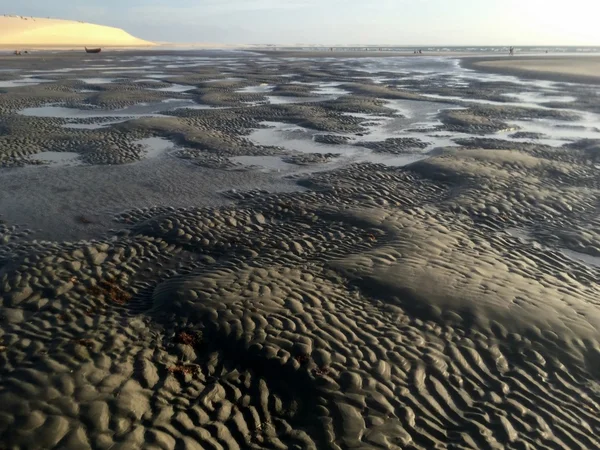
[463,55,600,84]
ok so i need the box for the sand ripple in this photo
[1,52,600,449]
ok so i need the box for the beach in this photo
[463,55,600,84]
[0,49,599,449]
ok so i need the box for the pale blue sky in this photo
[3,0,599,45]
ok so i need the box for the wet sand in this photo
[257,50,478,58]
[1,51,600,449]
[464,55,600,84]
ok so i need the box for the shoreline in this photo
[253,50,484,58]
[461,55,600,84]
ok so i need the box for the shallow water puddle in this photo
[503,92,577,104]
[266,95,340,105]
[206,77,244,83]
[560,248,600,268]
[21,99,199,119]
[136,137,175,158]
[252,99,456,152]
[403,89,600,146]
[358,152,428,166]
[0,77,53,88]
[506,228,600,268]
[505,227,533,241]
[101,65,156,71]
[311,82,351,96]
[32,66,155,75]
[27,151,81,167]
[172,104,221,110]
[230,155,294,172]
[236,84,275,93]
[247,118,441,168]
[78,78,116,85]
[312,86,350,96]
[62,119,130,130]
[164,62,216,69]
[354,99,461,149]
[151,83,197,93]
[140,74,170,79]
[420,92,568,110]
[22,139,174,168]
[287,81,350,96]
[248,122,356,155]
[505,111,600,145]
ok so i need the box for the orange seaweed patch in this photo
[75,215,94,224]
[176,330,202,346]
[312,366,330,377]
[89,280,132,305]
[75,339,94,348]
[168,364,200,376]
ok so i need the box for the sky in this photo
[3,0,600,45]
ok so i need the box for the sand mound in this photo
[0,15,154,47]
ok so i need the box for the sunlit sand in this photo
[0,15,154,48]
[467,56,600,83]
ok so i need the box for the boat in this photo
[85,47,102,54]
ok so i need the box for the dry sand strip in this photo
[462,55,600,84]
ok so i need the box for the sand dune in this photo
[0,15,154,48]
